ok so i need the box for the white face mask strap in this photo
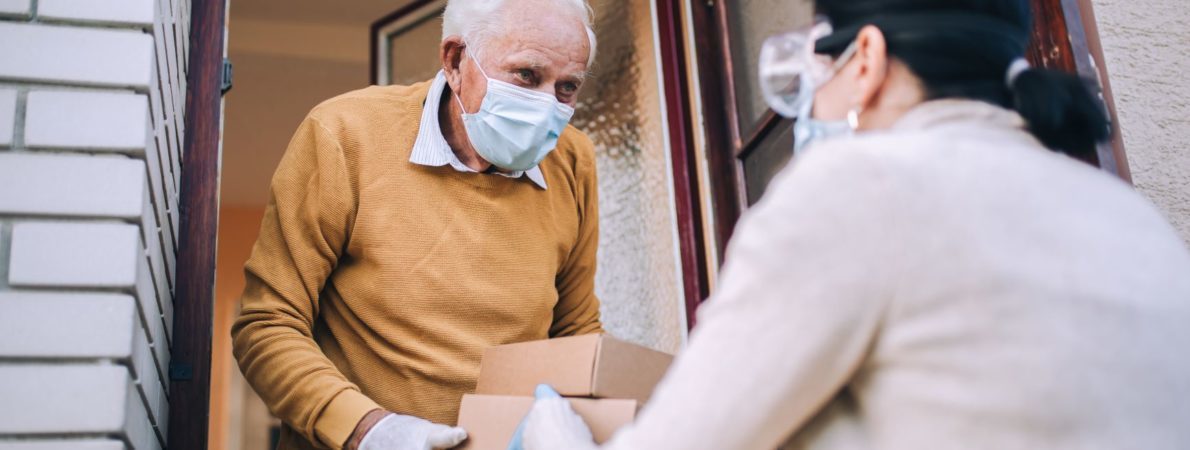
[455,43,491,115]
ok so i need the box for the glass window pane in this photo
[727,1,815,137]
[385,14,444,86]
[570,0,686,353]
[742,120,795,206]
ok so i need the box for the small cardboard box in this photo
[475,334,673,405]
[455,394,637,450]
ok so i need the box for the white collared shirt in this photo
[408,71,548,189]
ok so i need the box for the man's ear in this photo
[851,25,890,110]
[440,36,466,92]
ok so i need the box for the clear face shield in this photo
[758,17,858,119]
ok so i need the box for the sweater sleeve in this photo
[231,115,380,450]
[602,147,904,449]
[550,134,604,337]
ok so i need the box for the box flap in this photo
[456,394,637,450]
[475,334,602,397]
[591,336,674,404]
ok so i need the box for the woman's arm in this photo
[607,148,906,449]
[525,146,909,449]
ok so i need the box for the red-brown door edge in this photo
[167,0,227,448]
[656,0,713,330]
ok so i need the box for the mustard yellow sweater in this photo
[231,80,603,450]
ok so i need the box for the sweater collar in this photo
[892,99,1027,132]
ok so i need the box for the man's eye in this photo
[560,82,579,95]
[516,69,534,83]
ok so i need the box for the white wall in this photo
[1092,0,1190,244]
[0,0,189,448]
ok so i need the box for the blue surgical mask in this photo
[455,52,575,171]
[792,81,853,154]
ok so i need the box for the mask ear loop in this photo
[454,43,491,115]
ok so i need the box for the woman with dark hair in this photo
[516,0,1190,448]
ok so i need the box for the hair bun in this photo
[1010,68,1110,158]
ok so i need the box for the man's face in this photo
[454,2,591,113]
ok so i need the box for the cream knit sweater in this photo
[601,100,1190,449]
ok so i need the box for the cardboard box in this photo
[475,334,673,405]
[455,394,637,450]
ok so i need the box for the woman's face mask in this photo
[760,19,859,153]
[456,49,576,172]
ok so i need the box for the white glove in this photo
[521,388,599,450]
[358,413,468,450]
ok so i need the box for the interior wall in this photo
[211,205,270,450]
[1091,0,1190,244]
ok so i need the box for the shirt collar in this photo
[409,71,548,190]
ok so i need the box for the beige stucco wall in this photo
[1092,0,1190,244]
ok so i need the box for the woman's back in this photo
[785,100,1190,449]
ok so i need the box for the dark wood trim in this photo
[657,0,711,329]
[736,111,785,159]
[1027,0,1078,71]
[369,0,438,86]
[689,0,744,261]
[167,0,226,448]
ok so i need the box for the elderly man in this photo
[231,1,602,449]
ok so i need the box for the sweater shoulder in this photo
[304,81,431,136]
[553,125,597,173]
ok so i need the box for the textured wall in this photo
[1092,0,1190,244]
[0,0,187,448]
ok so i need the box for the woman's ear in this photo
[440,36,466,92]
[851,25,890,110]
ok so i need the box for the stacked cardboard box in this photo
[456,334,674,450]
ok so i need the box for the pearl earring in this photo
[847,108,861,130]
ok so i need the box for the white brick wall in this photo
[0,0,191,448]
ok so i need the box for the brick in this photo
[0,153,146,218]
[8,222,141,288]
[0,23,153,88]
[39,0,154,26]
[0,292,137,358]
[0,89,14,146]
[0,441,124,450]
[0,0,30,16]
[135,252,170,366]
[0,364,129,433]
[25,90,150,151]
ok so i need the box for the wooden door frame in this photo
[167,0,227,448]
[656,0,712,329]
[686,0,1130,274]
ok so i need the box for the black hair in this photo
[813,0,1110,157]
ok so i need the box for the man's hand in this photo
[346,410,467,450]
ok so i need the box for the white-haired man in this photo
[231,1,601,449]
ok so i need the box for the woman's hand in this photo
[516,385,599,450]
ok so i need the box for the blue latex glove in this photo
[507,384,562,450]
[508,384,598,450]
